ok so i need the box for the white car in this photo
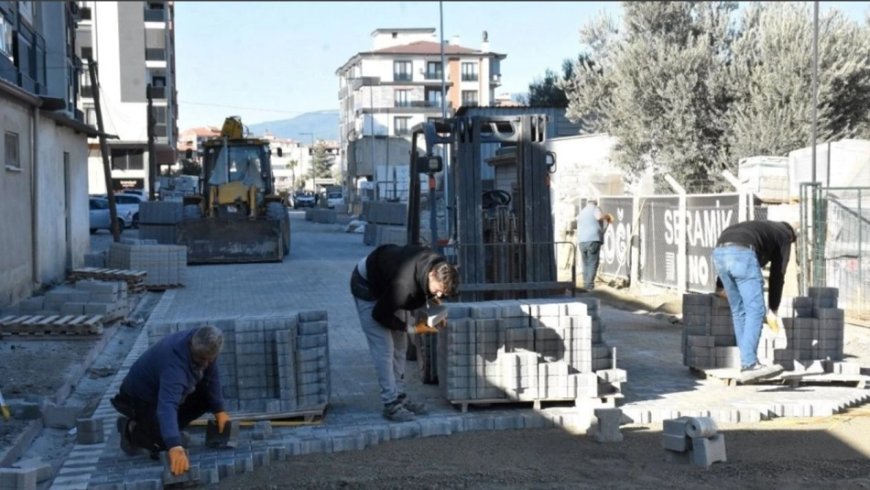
[94,193,144,228]
[89,197,134,233]
[326,191,343,209]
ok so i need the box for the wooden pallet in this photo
[693,366,865,388]
[70,268,147,292]
[0,314,103,338]
[145,284,184,292]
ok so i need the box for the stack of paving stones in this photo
[304,208,337,224]
[70,267,148,293]
[84,250,108,268]
[108,241,187,289]
[361,201,407,246]
[138,201,183,244]
[779,287,858,374]
[662,416,727,467]
[0,458,52,489]
[148,311,330,415]
[681,293,743,369]
[436,298,621,406]
[0,280,131,336]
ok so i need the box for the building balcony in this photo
[145,48,166,62]
[393,73,412,82]
[423,70,443,80]
[461,75,479,82]
[491,73,502,85]
[144,9,167,22]
[148,85,166,99]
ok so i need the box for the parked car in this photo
[120,188,150,201]
[93,193,143,228]
[326,191,343,209]
[293,192,316,209]
[89,197,134,233]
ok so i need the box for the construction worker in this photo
[349,244,459,422]
[712,221,797,380]
[576,197,613,290]
[111,325,231,476]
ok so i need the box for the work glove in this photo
[214,411,231,434]
[408,321,440,335]
[765,310,783,334]
[168,446,189,476]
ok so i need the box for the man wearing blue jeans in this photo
[712,220,796,381]
[576,198,613,290]
[349,244,459,421]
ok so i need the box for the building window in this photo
[393,60,412,82]
[426,61,442,80]
[0,16,11,61]
[5,132,20,170]
[111,148,145,171]
[80,46,93,60]
[394,117,411,136]
[425,88,443,108]
[394,89,410,108]
[79,6,92,21]
[462,90,479,107]
[461,62,478,82]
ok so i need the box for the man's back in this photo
[577,204,603,243]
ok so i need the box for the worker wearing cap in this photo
[712,220,797,379]
[576,197,612,291]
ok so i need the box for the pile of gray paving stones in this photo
[304,208,337,224]
[138,201,184,245]
[108,241,187,288]
[148,311,330,414]
[682,287,859,374]
[6,279,130,322]
[437,297,625,404]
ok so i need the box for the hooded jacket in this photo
[350,244,446,331]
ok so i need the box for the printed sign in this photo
[685,194,739,292]
[599,197,633,281]
[638,196,680,287]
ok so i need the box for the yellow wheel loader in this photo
[178,116,290,264]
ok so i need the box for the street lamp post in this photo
[300,132,315,193]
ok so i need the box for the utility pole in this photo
[146,83,156,201]
[439,0,451,243]
[87,57,120,242]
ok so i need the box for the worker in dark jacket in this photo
[349,244,459,422]
[712,220,796,379]
[111,326,231,476]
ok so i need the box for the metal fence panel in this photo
[823,188,869,316]
[685,194,740,292]
[638,196,680,288]
[598,196,633,281]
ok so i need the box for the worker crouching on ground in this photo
[712,221,797,379]
[111,325,231,476]
[350,244,459,422]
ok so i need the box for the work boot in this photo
[397,393,428,415]
[382,400,415,422]
[739,362,783,383]
[116,416,139,457]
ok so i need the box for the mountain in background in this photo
[247,110,339,142]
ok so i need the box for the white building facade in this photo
[76,0,178,195]
[336,28,505,200]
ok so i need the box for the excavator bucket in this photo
[177,217,284,264]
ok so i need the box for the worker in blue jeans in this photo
[712,220,796,380]
[576,198,612,290]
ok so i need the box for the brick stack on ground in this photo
[683,287,858,375]
[148,311,330,415]
[304,208,337,224]
[138,201,183,244]
[436,298,623,405]
[108,241,187,288]
[361,201,410,246]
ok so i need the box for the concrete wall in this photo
[0,94,35,308]
[35,117,90,285]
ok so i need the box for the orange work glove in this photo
[168,446,189,476]
[214,411,231,434]
[408,322,439,335]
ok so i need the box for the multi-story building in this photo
[75,0,178,194]
[336,28,505,200]
[1,0,100,306]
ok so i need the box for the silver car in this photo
[89,197,134,233]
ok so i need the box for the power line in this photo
[177,100,309,115]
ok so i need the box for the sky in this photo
[174,1,870,131]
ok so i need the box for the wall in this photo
[0,94,35,307]
[35,118,89,285]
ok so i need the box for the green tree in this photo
[527,56,585,108]
[312,142,332,179]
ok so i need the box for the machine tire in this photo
[183,204,202,220]
[266,202,290,255]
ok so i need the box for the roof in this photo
[371,28,435,35]
[374,40,479,55]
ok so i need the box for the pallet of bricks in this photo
[148,310,330,420]
[436,298,626,412]
[70,267,147,293]
[0,280,130,338]
[107,240,187,290]
[361,201,408,246]
[682,287,862,384]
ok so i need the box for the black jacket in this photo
[716,220,794,311]
[350,244,446,331]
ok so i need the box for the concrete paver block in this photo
[690,433,727,467]
[0,467,38,490]
[42,403,83,429]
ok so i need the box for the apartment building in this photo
[0,0,100,306]
[76,0,178,194]
[336,28,506,196]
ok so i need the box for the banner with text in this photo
[638,196,680,287]
[685,194,740,292]
[599,196,634,281]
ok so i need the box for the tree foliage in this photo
[562,1,870,192]
[312,142,333,179]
